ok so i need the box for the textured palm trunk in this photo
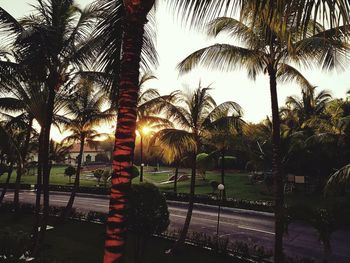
[268,66,284,263]
[63,134,85,219]
[170,152,197,253]
[104,0,154,261]
[220,149,226,200]
[0,162,13,204]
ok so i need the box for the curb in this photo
[167,200,274,217]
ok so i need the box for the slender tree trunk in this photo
[104,1,154,261]
[31,131,43,254]
[173,164,178,193]
[62,135,85,219]
[0,162,13,204]
[170,152,197,253]
[13,157,23,212]
[220,149,226,200]
[268,66,285,263]
[22,116,34,165]
[33,76,57,255]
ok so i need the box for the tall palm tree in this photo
[135,73,175,178]
[152,85,242,252]
[58,79,114,219]
[1,1,98,251]
[177,5,349,260]
[285,86,333,129]
[204,115,244,199]
[101,1,350,260]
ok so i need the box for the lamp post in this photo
[140,126,150,182]
[216,184,225,241]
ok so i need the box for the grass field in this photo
[1,165,348,207]
[0,212,243,263]
[0,165,271,200]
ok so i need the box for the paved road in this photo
[3,191,350,262]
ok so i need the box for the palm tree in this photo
[152,85,242,252]
[100,1,350,260]
[135,73,174,179]
[1,0,98,251]
[285,86,333,129]
[0,124,23,205]
[204,115,244,199]
[58,78,114,219]
[177,6,349,260]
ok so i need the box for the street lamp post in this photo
[140,132,144,182]
[216,184,225,242]
[139,126,150,182]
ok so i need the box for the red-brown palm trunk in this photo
[268,65,285,262]
[104,1,154,261]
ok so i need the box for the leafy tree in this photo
[64,166,76,184]
[1,0,99,251]
[95,153,110,163]
[284,86,333,129]
[0,125,21,205]
[59,78,114,219]
[178,6,349,260]
[152,85,241,252]
[93,169,104,186]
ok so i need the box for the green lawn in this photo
[2,165,348,208]
[141,168,270,201]
[0,165,99,187]
[0,212,244,263]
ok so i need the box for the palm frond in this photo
[325,164,350,194]
[177,44,265,78]
[277,63,313,90]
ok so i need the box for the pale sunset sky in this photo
[1,0,349,141]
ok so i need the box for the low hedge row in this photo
[1,183,274,212]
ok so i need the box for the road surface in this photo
[3,190,350,262]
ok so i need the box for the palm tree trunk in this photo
[34,77,56,255]
[174,164,179,193]
[170,152,197,253]
[22,116,34,164]
[13,156,23,212]
[220,149,226,200]
[104,1,154,261]
[63,135,85,219]
[0,162,14,204]
[31,131,43,254]
[268,66,285,263]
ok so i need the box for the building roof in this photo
[69,143,103,153]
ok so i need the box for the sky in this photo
[1,0,350,129]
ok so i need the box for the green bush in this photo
[130,165,139,179]
[64,166,76,183]
[218,156,236,169]
[95,153,110,163]
[127,183,169,236]
[0,228,30,262]
[0,163,9,176]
